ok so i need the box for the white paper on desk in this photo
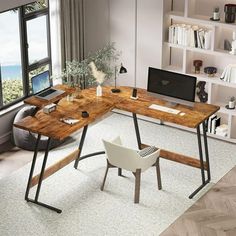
[62,118,80,125]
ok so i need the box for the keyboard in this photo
[38,89,56,97]
[149,104,180,114]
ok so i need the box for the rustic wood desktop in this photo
[14,85,220,213]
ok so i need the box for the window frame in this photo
[0,1,52,111]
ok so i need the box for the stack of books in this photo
[207,115,221,134]
[168,24,212,50]
[215,124,228,137]
[220,65,236,83]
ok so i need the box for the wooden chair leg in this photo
[101,160,110,191]
[134,169,141,204]
[156,158,162,190]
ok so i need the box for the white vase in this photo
[96,84,102,96]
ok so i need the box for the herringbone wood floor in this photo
[161,166,236,236]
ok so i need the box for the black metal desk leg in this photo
[132,113,142,150]
[35,138,51,202]
[203,120,211,181]
[189,124,208,199]
[25,134,41,201]
[25,137,62,213]
[197,125,206,185]
[74,125,88,169]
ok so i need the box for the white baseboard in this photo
[0,132,11,145]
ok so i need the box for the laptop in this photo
[31,71,65,100]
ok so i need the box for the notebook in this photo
[31,71,64,100]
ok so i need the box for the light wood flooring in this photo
[161,166,236,236]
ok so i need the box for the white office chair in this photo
[101,137,162,203]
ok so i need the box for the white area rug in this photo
[0,113,236,236]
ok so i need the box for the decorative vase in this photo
[96,84,102,96]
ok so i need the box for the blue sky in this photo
[0,10,48,66]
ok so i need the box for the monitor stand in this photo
[147,91,195,108]
[165,101,178,108]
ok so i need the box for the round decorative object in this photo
[12,106,64,151]
[204,67,217,77]
[193,60,203,74]
[196,81,208,103]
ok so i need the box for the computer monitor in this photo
[147,67,197,106]
[31,71,51,94]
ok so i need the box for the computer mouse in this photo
[82,111,89,118]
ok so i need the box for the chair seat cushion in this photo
[137,146,158,158]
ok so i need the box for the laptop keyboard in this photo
[39,89,56,97]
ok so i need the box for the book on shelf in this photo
[168,24,212,50]
[207,115,221,134]
[211,117,221,134]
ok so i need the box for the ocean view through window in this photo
[0,10,23,106]
[0,1,51,110]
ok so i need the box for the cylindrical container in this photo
[229,100,235,109]
[213,12,220,20]
[193,60,203,74]
[224,4,236,23]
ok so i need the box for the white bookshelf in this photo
[162,0,236,143]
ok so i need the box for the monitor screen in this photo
[147,68,196,102]
[31,71,50,94]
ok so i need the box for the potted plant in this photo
[54,43,120,99]
[228,96,236,109]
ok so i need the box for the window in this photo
[0,9,23,106]
[27,16,49,64]
[0,0,51,110]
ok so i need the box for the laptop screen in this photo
[31,71,51,94]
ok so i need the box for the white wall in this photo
[109,0,135,87]
[109,0,163,88]
[136,0,163,88]
[0,0,34,12]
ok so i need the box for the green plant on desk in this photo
[54,43,120,92]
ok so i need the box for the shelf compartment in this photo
[211,84,236,114]
[215,27,236,53]
[162,45,184,73]
[187,0,236,26]
[185,51,235,76]
[207,111,229,137]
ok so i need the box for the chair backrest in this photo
[102,137,160,172]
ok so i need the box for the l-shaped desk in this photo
[14,85,220,213]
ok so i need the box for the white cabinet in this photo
[162,0,236,143]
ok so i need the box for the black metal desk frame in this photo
[25,111,211,213]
